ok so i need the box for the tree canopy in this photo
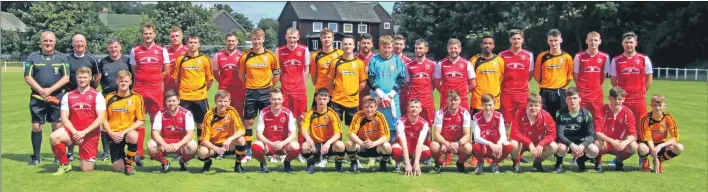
[394,2,708,67]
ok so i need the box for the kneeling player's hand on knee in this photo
[217,147,228,155]
[534,146,543,158]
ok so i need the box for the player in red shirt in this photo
[356,34,375,110]
[165,27,189,93]
[213,33,245,113]
[574,31,610,132]
[391,99,431,176]
[147,90,198,173]
[594,87,637,172]
[393,35,413,115]
[509,93,558,173]
[472,94,513,174]
[354,35,379,166]
[434,38,475,110]
[276,27,310,121]
[251,88,301,173]
[430,90,472,173]
[499,29,534,127]
[406,39,436,123]
[129,24,170,161]
[50,67,106,175]
[609,32,653,139]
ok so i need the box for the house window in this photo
[313,22,323,32]
[328,23,338,32]
[343,23,353,33]
[312,40,319,50]
[333,41,342,49]
[358,24,368,34]
[292,21,297,28]
[384,22,391,29]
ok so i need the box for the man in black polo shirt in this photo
[66,33,101,90]
[24,31,70,165]
[96,39,133,161]
[64,33,101,160]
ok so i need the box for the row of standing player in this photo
[24,25,674,174]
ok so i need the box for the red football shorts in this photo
[581,101,604,130]
[283,93,308,118]
[225,88,246,115]
[624,100,647,138]
[64,128,100,161]
[163,78,178,94]
[501,94,527,123]
[135,88,163,120]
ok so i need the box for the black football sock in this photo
[101,131,111,153]
[31,131,42,158]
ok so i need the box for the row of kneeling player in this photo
[48,71,681,175]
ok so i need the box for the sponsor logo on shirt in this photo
[620,67,641,75]
[413,72,430,79]
[546,64,563,69]
[481,69,497,75]
[506,62,526,70]
[584,66,602,73]
[444,71,464,79]
[111,108,130,113]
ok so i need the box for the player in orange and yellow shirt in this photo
[470,35,504,113]
[102,70,145,175]
[328,35,367,126]
[172,35,213,138]
[301,88,346,173]
[197,91,247,173]
[637,94,683,173]
[239,28,280,160]
[346,96,391,172]
[534,29,574,116]
[310,28,343,106]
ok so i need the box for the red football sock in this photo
[52,143,68,165]
[136,127,145,157]
[251,144,266,163]
[180,154,194,163]
[494,145,513,163]
[150,152,168,164]
[421,150,431,161]
[472,143,486,164]
[392,148,403,163]
[457,152,472,164]
[285,148,300,162]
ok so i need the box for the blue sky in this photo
[193,2,395,24]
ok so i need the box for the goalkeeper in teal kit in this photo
[367,35,409,144]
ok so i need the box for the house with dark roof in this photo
[97,8,247,36]
[211,10,247,36]
[277,2,395,51]
[0,11,26,32]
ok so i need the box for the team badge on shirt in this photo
[559,58,564,63]
[127,99,133,106]
[177,118,183,123]
[520,55,526,60]
[224,116,231,124]
[281,117,287,123]
[296,52,302,57]
[263,56,268,61]
[390,65,395,71]
[597,58,603,64]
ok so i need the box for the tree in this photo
[257,18,278,32]
[264,28,278,49]
[10,2,112,55]
[394,1,708,67]
[151,2,221,45]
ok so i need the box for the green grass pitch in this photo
[2,70,707,192]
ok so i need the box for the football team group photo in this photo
[2,1,706,191]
